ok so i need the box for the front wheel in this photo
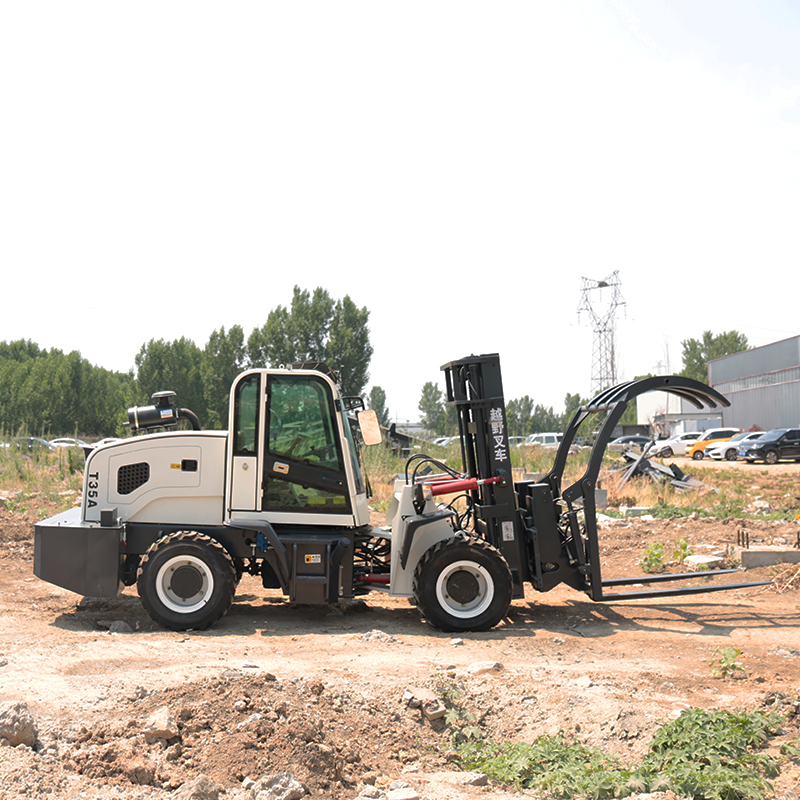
[692,450,704,460]
[137,531,236,631]
[765,450,778,465]
[412,537,512,632]
[724,449,737,461]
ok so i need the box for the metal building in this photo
[709,335,800,431]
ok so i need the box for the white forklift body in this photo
[35,354,766,634]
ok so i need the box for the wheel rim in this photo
[155,555,215,614]
[435,560,495,619]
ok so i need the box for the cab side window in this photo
[233,375,260,456]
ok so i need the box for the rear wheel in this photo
[412,537,512,632]
[137,531,236,631]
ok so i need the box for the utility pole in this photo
[578,271,626,396]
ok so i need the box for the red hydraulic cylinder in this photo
[426,476,501,496]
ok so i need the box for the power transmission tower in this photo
[578,271,626,396]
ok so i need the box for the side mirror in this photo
[358,409,383,446]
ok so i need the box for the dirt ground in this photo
[1,459,799,800]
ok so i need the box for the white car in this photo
[49,437,89,449]
[706,431,763,461]
[521,432,563,447]
[651,431,702,458]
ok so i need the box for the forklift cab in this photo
[226,367,372,528]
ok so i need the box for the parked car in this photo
[49,437,89,449]
[740,428,800,464]
[11,437,54,452]
[608,435,651,452]
[521,432,563,448]
[651,431,702,458]
[706,431,763,461]
[685,428,741,461]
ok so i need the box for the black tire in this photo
[692,449,704,460]
[660,447,673,458]
[137,531,236,631]
[724,449,737,461]
[765,450,778,465]
[412,536,512,632]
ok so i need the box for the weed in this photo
[710,646,746,679]
[639,542,665,574]
[671,536,693,561]
[458,731,634,798]
[434,673,482,745]
[780,736,800,759]
[458,707,786,800]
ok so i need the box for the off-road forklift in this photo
[34,353,768,632]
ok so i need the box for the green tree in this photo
[202,326,246,428]
[680,331,749,383]
[506,395,534,437]
[561,392,585,428]
[135,338,205,420]
[418,381,456,436]
[326,296,373,395]
[247,286,373,396]
[530,403,560,433]
[0,343,133,436]
[368,386,390,427]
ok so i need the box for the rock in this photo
[359,630,398,643]
[108,620,134,633]
[174,773,223,800]
[684,554,724,571]
[143,705,180,743]
[465,660,503,675]
[0,701,38,748]
[251,772,306,800]
[357,786,384,799]
[460,771,489,786]
[422,699,446,721]
[386,789,420,800]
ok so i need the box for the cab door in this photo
[229,373,262,511]
[261,373,352,520]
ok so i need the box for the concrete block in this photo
[739,547,800,568]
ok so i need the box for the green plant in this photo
[780,736,800,759]
[710,646,746,679]
[640,542,665,574]
[671,536,693,561]
[458,707,786,800]
[435,676,482,745]
[639,707,782,800]
[458,731,634,798]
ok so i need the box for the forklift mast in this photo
[441,354,769,604]
[441,354,529,597]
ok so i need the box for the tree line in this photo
[0,299,747,441]
[0,287,372,438]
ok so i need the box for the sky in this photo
[2,1,799,424]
